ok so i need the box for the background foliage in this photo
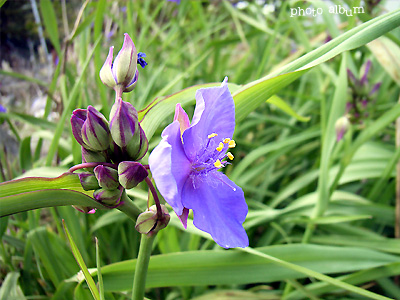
[1,0,400,299]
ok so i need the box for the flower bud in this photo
[109,98,138,147]
[71,109,88,147]
[82,147,107,164]
[109,98,148,160]
[118,161,148,189]
[72,205,96,214]
[93,187,123,207]
[71,107,111,151]
[99,46,117,89]
[94,165,119,190]
[81,106,111,151]
[99,33,139,92]
[135,204,170,236]
[335,116,350,141]
[78,172,100,191]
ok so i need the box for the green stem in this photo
[132,234,156,300]
[117,192,142,221]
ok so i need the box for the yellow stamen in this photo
[214,159,223,168]
[223,138,231,144]
[208,133,218,139]
[227,152,234,160]
[228,140,236,148]
[216,142,224,152]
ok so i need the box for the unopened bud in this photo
[81,106,111,151]
[135,205,170,235]
[78,172,100,191]
[93,187,123,207]
[99,33,139,92]
[335,116,350,141]
[109,98,148,160]
[94,165,119,190]
[118,161,148,189]
[82,147,107,164]
[71,106,110,151]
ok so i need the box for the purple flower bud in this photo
[370,82,381,95]
[81,106,111,151]
[99,46,117,89]
[347,69,357,87]
[118,161,148,189]
[71,107,111,151]
[78,172,101,191]
[360,60,372,85]
[109,98,148,160]
[72,205,96,214]
[123,69,139,93]
[81,147,107,164]
[93,186,123,207]
[135,204,170,236]
[335,116,350,142]
[99,33,141,92]
[94,165,119,190]
[71,109,88,147]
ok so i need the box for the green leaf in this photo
[267,95,310,122]
[233,69,308,122]
[0,173,105,217]
[28,227,79,286]
[0,272,26,300]
[63,220,100,300]
[86,244,399,293]
[39,0,61,55]
[19,136,32,171]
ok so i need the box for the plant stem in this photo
[131,234,156,300]
[145,177,163,219]
[117,192,142,221]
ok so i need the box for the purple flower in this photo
[149,78,248,248]
[0,104,6,113]
[167,0,180,3]
[137,52,148,69]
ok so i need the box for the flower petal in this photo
[174,103,190,136]
[183,78,235,160]
[99,46,117,88]
[149,121,191,216]
[182,170,248,248]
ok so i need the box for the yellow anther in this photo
[214,159,223,168]
[216,142,224,152]
[223,138,231,144]
[227,152,234,160]
[208,133,218,139]
[228,140,236,148]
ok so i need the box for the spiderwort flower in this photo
[100,33,140,93]
[149,78,248,248]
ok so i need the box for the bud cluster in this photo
[346,60,381,124]
[71,101,149,209]
[71,34,149,211]
[336,60,381,142]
